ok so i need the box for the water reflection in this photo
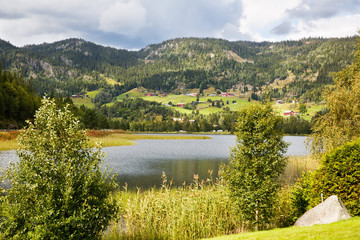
[0,135,309,189]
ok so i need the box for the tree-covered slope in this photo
[0,36,358,100]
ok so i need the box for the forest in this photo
[0,36,358,133]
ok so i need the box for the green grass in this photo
[141,93,251,115]
[86,89,101,98]
[72,97,95,109]
[204,217,360,240]
[273,102,326,121]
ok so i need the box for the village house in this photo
[283,110,294,116]
[145,93,158,96]
[177,103,185,107]
[276,99,284,104]
[220,92,234,97]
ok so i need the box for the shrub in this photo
[0,98,118,239]
[306,138,360,216]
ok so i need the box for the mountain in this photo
[0,36,358,101]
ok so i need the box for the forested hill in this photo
[0,36,358,100]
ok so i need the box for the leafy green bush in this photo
[0,98,118,239]
[307,138,360,216]
[291,138,360,218]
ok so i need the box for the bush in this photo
[0,98,118,239]
[307,138,360,216]
[291,138,360,218]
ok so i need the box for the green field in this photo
[273,102,326,121]
[204,217,360,240]
[71,97,95,109]
[71,87,325,119]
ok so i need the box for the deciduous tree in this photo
[224,103,288,230]
[0,97,118,239]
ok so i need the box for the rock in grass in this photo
[295,195,351,227]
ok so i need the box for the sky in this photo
[0,0,359,50]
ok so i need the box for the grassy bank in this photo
[204,217,360,240]
[88,131,211,148]
[0,130,211,151]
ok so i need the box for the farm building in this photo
[283,110,294,116]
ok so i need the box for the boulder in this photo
[294,195,351,227]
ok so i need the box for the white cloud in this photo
[99,0,147,36]
[287,14,360,39]
[0,0,358,49]
[240,0,301,41]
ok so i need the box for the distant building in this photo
[283,110,294,116]
[177,103,185,107]
[276,100,284,104]
[220,92,234,97]
[145,93,158,96]
[173,118,182,122]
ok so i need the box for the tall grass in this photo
[0,131,19,151]
[104,173,242,240]
[103,155,319,240]
[281,155,319,185]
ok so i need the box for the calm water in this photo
[0,135,309,189]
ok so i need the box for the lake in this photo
[0,135,309,189]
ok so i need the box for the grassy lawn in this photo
[204,217,360,240]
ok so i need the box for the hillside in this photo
[0,37,357,102]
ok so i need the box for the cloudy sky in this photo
[0,0,359,50]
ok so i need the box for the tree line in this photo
[0,65,41,129]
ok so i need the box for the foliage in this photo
[309,37,360,154]
[301,138,360,216]
[0,37,357,99]
[0,98,118,239]
[224,103,289,230]
[289,172,313,221]
[280,116,312,135]
[0,65,41,129]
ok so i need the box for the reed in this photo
[0,131,19,151]
[104,173,242,240]
[281,155,319,185]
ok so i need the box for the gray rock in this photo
[294,195,351,227]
